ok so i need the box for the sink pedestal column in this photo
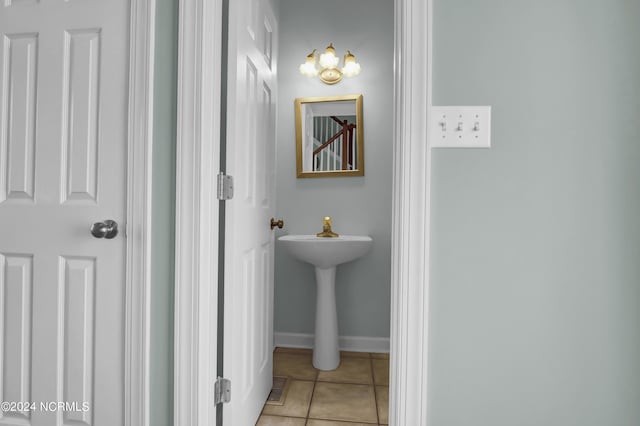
[313,266,340,370]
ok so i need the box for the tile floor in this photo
[257,347,389,426]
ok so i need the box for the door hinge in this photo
[214,377,231,405]
[217,173,234,200]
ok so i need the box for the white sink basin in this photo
[278,234,373,269]
[278,234,373,370]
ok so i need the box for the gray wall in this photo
[150,0,177,425]
[147,0,640,424]
[274,0,394,338]
[429,1,640,425]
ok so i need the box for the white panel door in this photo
[224,0,278,424]
[0,1,129,425]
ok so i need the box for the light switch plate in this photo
[430,106,491,148]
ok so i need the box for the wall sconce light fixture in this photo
[299,43,361,85]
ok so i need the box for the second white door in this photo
[223,0,278,424]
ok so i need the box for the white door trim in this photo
[173,0,433,424]
[125,0,156,425]
[389,0,433,424]
[174,0,223,424]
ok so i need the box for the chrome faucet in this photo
[316,216,339,238]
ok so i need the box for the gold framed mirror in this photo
[295,94,364,178]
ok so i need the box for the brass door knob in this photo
[270,218,284,230]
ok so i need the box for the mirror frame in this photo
[294,94,364,178]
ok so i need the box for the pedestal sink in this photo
[278,234,373,370]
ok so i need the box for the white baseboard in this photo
[274,332,390,353]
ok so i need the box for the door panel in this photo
[0,0,129,425]
[1,34,38,202]
[224,0,278,424]
[61,29,101,204]
[0,254,33,420]
[59,256,96,425]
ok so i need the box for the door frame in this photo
[174,0,223,424]
[174,0,433,424]
[125,0,156,425]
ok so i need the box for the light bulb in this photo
[342,50,361,77]
[299,49,318,76]
[342,62,361,77]
[299,62,318,76]
[319,43,339,69]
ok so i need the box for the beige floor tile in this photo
[262,380,314,418]
[256,415,306,425]
[372,358,389,386]
[340,351,370,358]
[308,382,378,423]
[370,352,390,359]
[317,357,373,384]
[306,420,375,426]
[274,352,318,381]
[376,385,389,424]
[275,347,313,356]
